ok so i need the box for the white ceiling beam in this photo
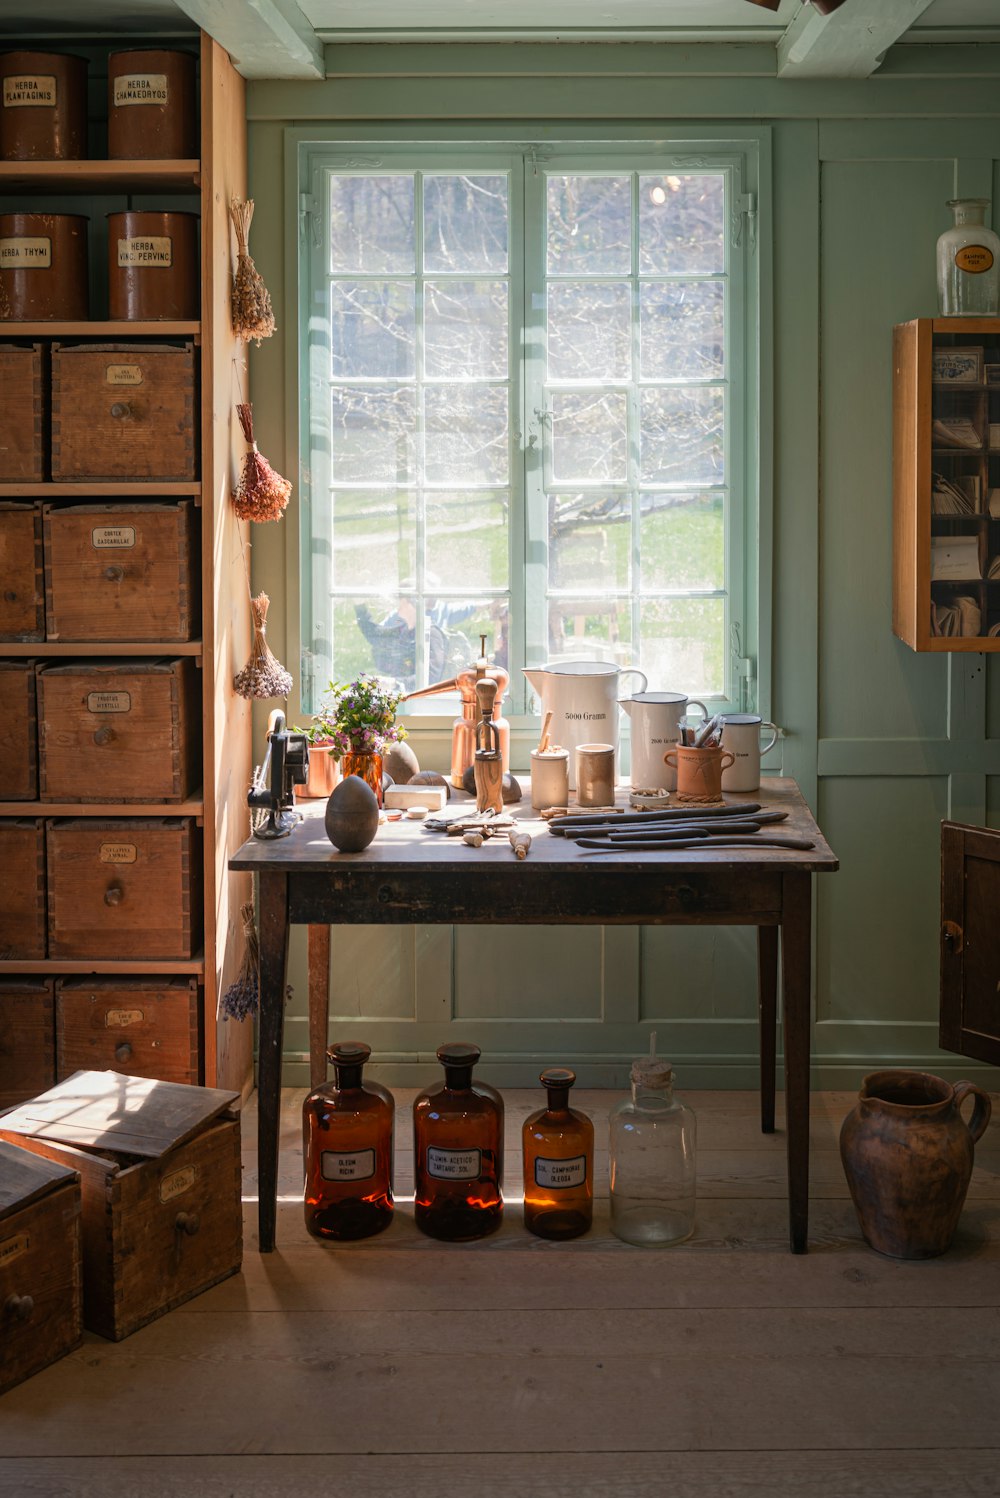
[777,0,936,80]
[173,0,324,78]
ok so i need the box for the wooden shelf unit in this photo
[893,316,1000,652]
[0,159,200,194]
[0,321,200,337]
[0,482,201,498]
[0,957,205,976]
[1,641,202,656]
[0,799,204,817]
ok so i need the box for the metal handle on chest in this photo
[103,565,125,583]
[175,1212,200,1237]
[114,1042,133,1063]
[3,1294,34,1323]
[104,882,125,907]
[110,401,131,420]
[93,725,116,748]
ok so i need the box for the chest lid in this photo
[0,1071,239,1161]
[0,1138,78,1222]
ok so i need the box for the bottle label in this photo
[321,1148,375,1183]
[0,237,51,268]
[3,76,56,107]
[117,236,172,268]
[534,1155,587,1190]
[427,1146,482,1181]
[87,691,131,714]
[955,245,995,274]
[113,74,169,107]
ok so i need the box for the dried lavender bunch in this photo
[221,901,259,1021]
[232,402,292,523]
[234,592,293,700]
[230,198,275,346]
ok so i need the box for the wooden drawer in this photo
[0,820,45,959]
[51,342,197,481]
[56,978,199,1084]
[0,501,44,642]
[0,980,54,1109]
[43,501,199,643]
[38,658,200,803]
[0,342,45,481]
[0,1072,241,1342]
[47,817,202,960]
[0,658,38,800]
[0,1142,82,1394]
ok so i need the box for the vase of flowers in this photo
[312,675,407,807]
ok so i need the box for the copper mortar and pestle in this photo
[402,634,510,788]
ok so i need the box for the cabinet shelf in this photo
[0,159,200,194]
[0,641,202,657]
[0,482,200,497]
[0,321,199,338]
[0,956,205,976]
[0,798,204,818]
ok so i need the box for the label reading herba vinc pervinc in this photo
[117,236,172,268]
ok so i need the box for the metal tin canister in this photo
[0,50,88,161]
[0,212,88,319]
[107,211,198,320]
[107,49,197,160]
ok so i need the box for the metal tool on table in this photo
[473,675,505,815]
[403,634,510,788]
[248,708,309,839]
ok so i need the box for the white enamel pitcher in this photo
[620,691,708,791]
[524,661,647,790]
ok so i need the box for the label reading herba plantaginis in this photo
[3,75,56,107]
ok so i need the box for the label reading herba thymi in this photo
[99,843,136,864]
[91,526,136,548]
[534,1155,587,1190]
[117,236,172,268]
[321,1149,375,1183]
[113,74,168,107]
[426,1146,482,1181]
[87,691,131,714]
[0,237,50,267]
[3,75,56,107]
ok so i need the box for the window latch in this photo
[732,191,757,255]
[299,191,319,247]
[731,622,757,713]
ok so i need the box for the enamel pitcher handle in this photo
[760,722,780,756]
[953,1082,992,1144]
[618,669,648,698]
[688,698,709,724]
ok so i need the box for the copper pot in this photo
[0,212,88,320]
[107,211,199,320]
[0,50,87,161]
[295,743,341,801]
[107,49,197,160]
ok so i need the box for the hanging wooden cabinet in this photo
[940,820,1000,1067]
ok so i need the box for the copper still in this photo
[403,637,510,788]
[0,50,88,161]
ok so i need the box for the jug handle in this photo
[953,1081,992,1144]
[688,699,709,725]
[618,669,648,697]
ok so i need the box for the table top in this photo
[231,777,838,876]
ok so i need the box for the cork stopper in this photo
[631,1057,674,1090]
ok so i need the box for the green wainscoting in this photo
[245,42,1000,1089]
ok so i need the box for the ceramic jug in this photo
[524,661,647,789]
[621,692,708,791]
[839,1069,992,1259]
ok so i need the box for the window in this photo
[299,143,761,718]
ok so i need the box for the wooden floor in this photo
[2,1088,999,1498]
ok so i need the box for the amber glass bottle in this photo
[522,1067,593,1240]
[303,1041,394,1241]
[413,1043,504,1241]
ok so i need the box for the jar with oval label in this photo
[0,211,88,319]
[303,1042,395,1241]
[107,210,198,321]
[0,50,87,161]
[107,49,197,160]
[937,197,1000,317]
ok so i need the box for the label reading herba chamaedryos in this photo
[113,74,168,107]
[955,245,995,274]
[100,843,136,864]
[0,237,50,267]
[534,1155,587,1190]
[117,236,171,268]
[3,75,56,107]
[321,1149,375,1183]
[104,366,143,387]
[105,1008,143,1028]
[426,1146,482,1181]
[87,691,131,714]
[91,526,136,548]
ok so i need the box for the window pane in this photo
[640,387,724,486]
[550,494,630,591]
[639,282,725,381]
[639,174,725,275]
[547,282,631,382]
[329,175,415,275]
[425,280,508,380]
[330,385,417,484]
[330,281,415,380]
[550,391,628,484]
[424,384,509,486]
[429,596,510,676]
[424,174,509,274]
[548,597,632,663]
[640,492,724,593]
[547,175,631,275]
[639,597,725,695]
[341,594,509,690]
[332,490,415,593]
[426,491,510,592]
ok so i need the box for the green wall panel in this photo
[639,928,756,1023]
[328,928,417,1020]
[453,927,605,1022]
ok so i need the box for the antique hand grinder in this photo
[473,675,504,815]
[248,708,310,838]
[403,635,510,788]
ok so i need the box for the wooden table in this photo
[230,777,837,1254]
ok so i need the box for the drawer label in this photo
[534,1154,587,1190]
[117,236,172,268]
[0,237,51,268]
[105,365,143,386]
[955,245,995,274]
[160,1165,197,1203]
[113,73,169,107]
[426,1146,481,1181]
[0,1232,28,1266]
[87,691,131,714]
[91,526,136,547]
[100,842,136,864]
[321,1148,375,1183]
[105,1008,143,1028]
[3,75,56,107]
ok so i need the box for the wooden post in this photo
[256,870,289,1254]
[781,872,812,1254]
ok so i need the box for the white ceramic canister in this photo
[719,714,779,793]
[530,747,570,810]
[523,661,647,790]
[620,692,708,791]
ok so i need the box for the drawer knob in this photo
[4,1294,34,1323]
[114,1042,133,1063]
[175,1212,200,1237]
[103,565,125,583]
[93,726,116,748]
[104,883,125,907]
[3,589,16,603]
[110,401,131,420]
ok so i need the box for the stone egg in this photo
[384,741,420,785]
[324,774,380,853]
[410,770,451,800]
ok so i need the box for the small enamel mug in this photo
[663,745,735,802]
[719,714,779,793]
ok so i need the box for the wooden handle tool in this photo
[509,831,532,860]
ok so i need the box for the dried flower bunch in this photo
[220,901,259,1021]
[313,674,408,757]
[232,402,291,522]
[234,591,293,700]
[230,198,275,346]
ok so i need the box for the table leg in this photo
[757,924,778,1135]
[257,870,289,1254]
[781,872,812,1255]
[307,925,331,1089]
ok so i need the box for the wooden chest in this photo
[0,1141,82,1394]
[0,980,54,1109]
[56,978,199,1085]
[0,1071,241,1342]
[51,342,197,481]
[38,658,200,803]
[47,817,202,960]
[0,819,46,959]
[0,501,44,641]
[0,342,45,480]
[43,501,199,643]
[0,658,38,799]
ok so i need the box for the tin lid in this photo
[630,1057,674,1090]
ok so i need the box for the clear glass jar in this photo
[936,198,1000,316]
[609,1058,696,1246]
